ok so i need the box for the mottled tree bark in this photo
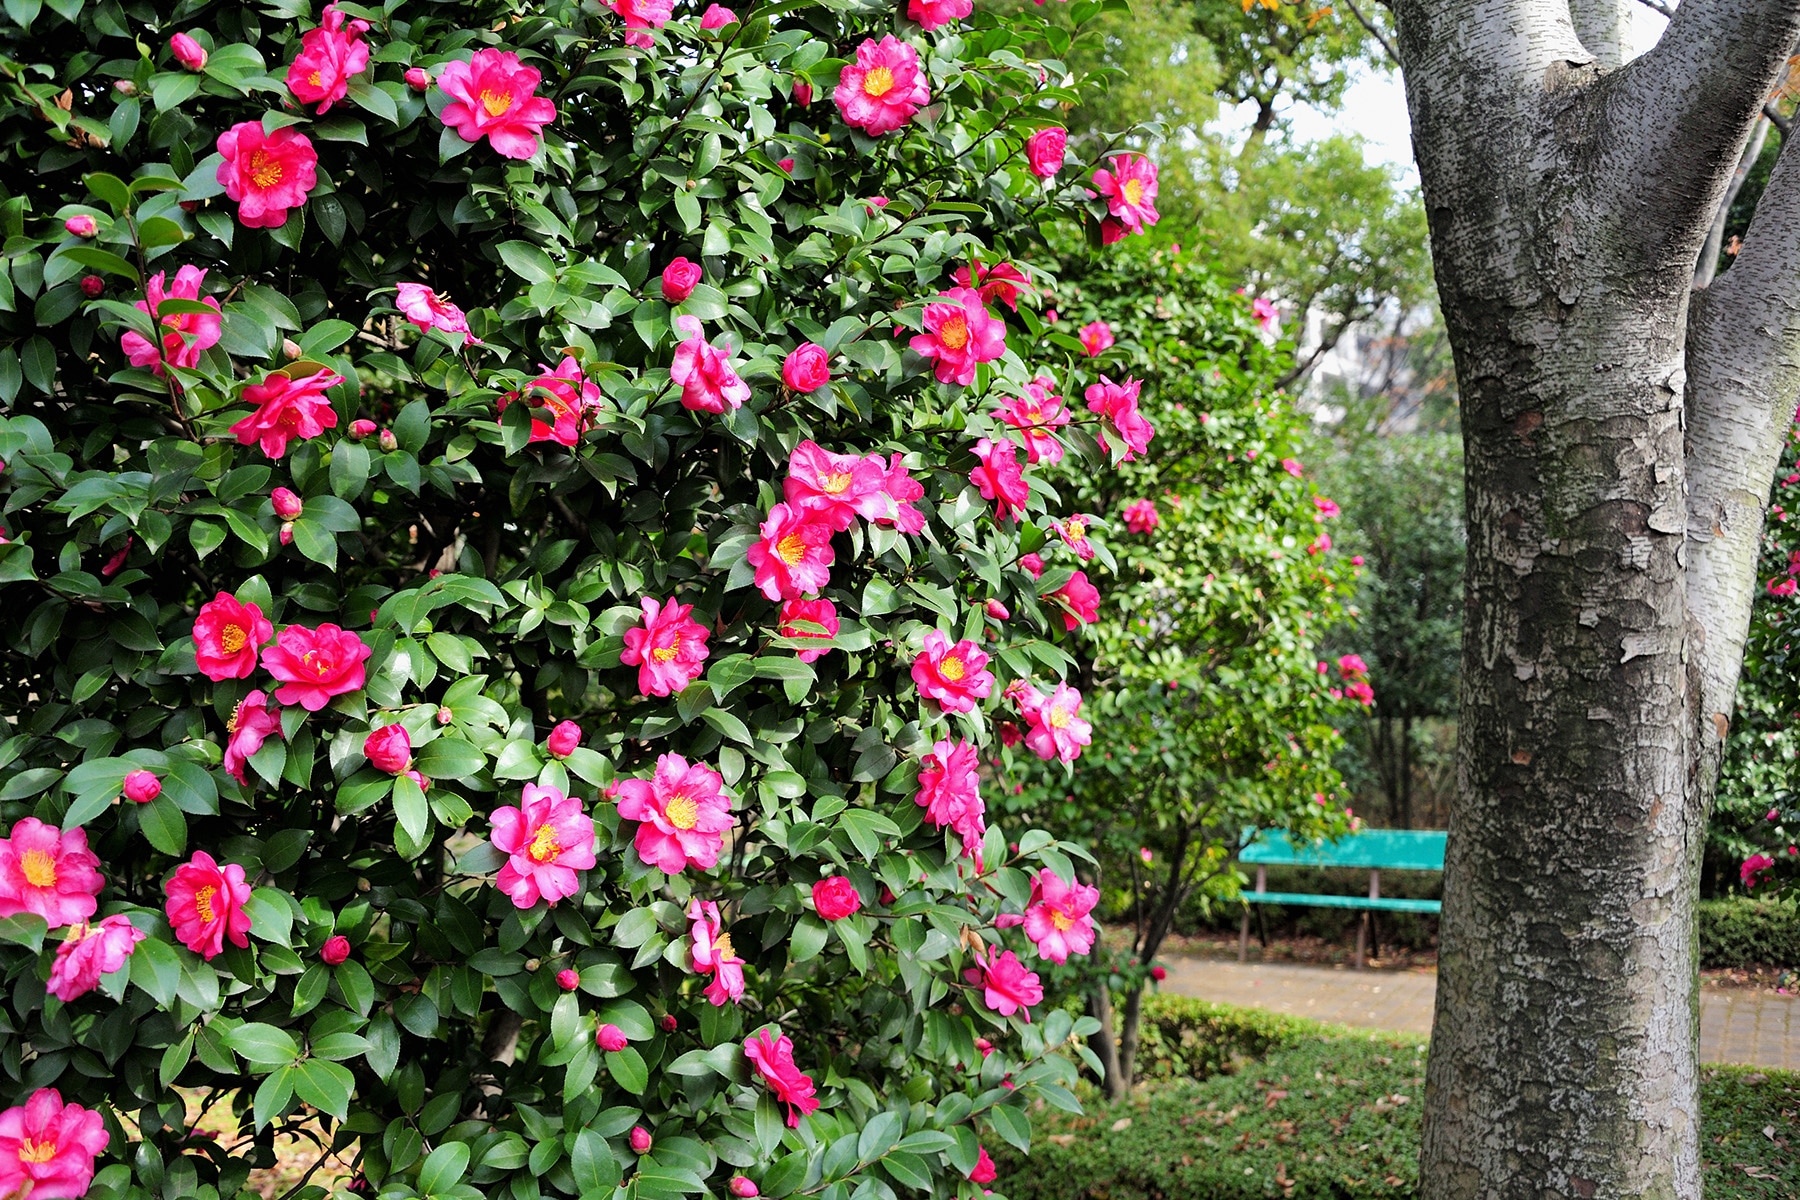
[1384,0,1800,1195]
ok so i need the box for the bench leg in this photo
[1238,911,1250,963]
[1355,913,1367,970]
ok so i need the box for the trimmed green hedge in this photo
[1130,993,1334,1083]
[1700,896,1800,968]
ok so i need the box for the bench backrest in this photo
[1239,828,1446,872]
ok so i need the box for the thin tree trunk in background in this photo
[1115,985,1147,1093]
[1399,713,1414,829]
[1087,967,1126,1100]
[1696,116,1771,288]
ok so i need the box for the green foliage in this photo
[1699,1065,1800,1199]
[0,0,1168,1197]
[1124,993,1323,1083]
[1190,0,1385,135]
[1698,897,1800,969]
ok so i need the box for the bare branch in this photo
[1341,0,1401,66]
[1631,0,1675,19]
[1766,99,1793,133]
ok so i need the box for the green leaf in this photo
[225,1022,301,1068]
[413,736,486,781]
[392,774,431,853]
[789,914,828,963]
[244,887,293,945]
[131,933,181,1005]
[254,1065,297,1129]
[138,795,187,855]
[293,1058,355,1119]
[347,77,399,122]
[419,1141,471,1194]
[0,913,47,953]
[606,1045,648,1094]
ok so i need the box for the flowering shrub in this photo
[0,0,1168,1197]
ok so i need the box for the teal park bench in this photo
[1238,828,1446,968]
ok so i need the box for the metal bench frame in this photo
[1237,829,1446,969]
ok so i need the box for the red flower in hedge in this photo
[261,623,371,711]
[193,592,273,681]
[216,122,318,229]
[834,36,928,136]
[662,257,702,302]
[121,266,222,377]
[1048,570,1100,630]
[671,316,751,413]
[951,261,1031,311]
[778,598,839,663]
[1026,127,1066,177]
[164,850,253,959]
[498,357,602,448]
[437,49,558,159]
[1022,869,1099,963]
[546,720,582,758]
[1077,320,1112,357]
[916,737,985,859]
[364,724,412,774]
[969,437,1027,522]
[123,770,160,804]
[0,1089,109,1200]
[396,283,479,342]
[1084,375,1155,461]
[911,287,1005,386]
[969,1147,997,1185]
[1055,514,1097,561]
[320,935,351,965]
[0,820,102,930]
[911,631,993,713]
[687,898,746,1005]
[744,1028,819,1127]
[1091,153,1161,237]
[784,441,885,530]
[1123,499,1160,533]
[871,454,926,534]
[490,783,597,908]
[614,753,736,874]
[285,3,371,114]
[230,367,342,459]
[908,0,972,31]
[621,596,710,696]
[812,876,862,920]
[224,690,281,785]
[782,343,832,393]
[47,916,145,1002]
[1023,683,1091,763]
[169,33,207,71]
[609,0,674,47]
[995,379,1067,465]
[963,947,1043,1019]
[748,503,835,601]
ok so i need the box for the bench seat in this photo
[1237,828,1447,966]
[1241,890,1442,914]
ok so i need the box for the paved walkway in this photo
[1162,956,1800,1070]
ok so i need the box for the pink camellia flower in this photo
[834,36,929,136]
[223,690,281,785]
[364,724,412,775]
[970,437,1028,523]
[63,215,97,238]
[1337,654,1368,677]
[871,454,926,534]
[908,0,971,29]
[286,2,371,114]
[0,821,101,930]
[963,947,1043,1019]
[437,49,558,159]
[123,770,161,804]
[164,851,252,959]
[271,487,304,520]
[0,1089,109,1200]
[217,122,318,228]
[1351,554,1366,566]
[730,1178,759,1198]
[793,78,813,105]
[1022,869,1099,963]
[169,32,207,70]
[498,357,602,448]
[405,67,432,90]
[629,1127,653,1155]
[557,967,581,990]
[784,440,886,530]
[1281,456,1303,477]
[1151,965,1167,982]
[121,266,223,376]
[744,1028,820,1127]
[813,876,862,920]
[1252,296,1280,334]
[911,287,1006,386]
[951,261,1031,311]
[916,738,985,858]
[262,624,371,711]
[1077,320,1113,357]
[615,753,736,873]
[671,316,751,413]
[1024,683,1091,763]
[1123,499,1160,533]
[1085,375,1155,461]
[996,378,1069,465]
[1056,514,1097,561]
[1743,852,1777,889]
[396,283,479,342]
[1091,154,1160,237]
[748,503,836,601]
[662,257,702,302]
[911,630,995,713]
[687,898,746,1005]
[597,1024,629,1052]
[47,916,146,1002]
[782,343,832,393]
[1019,553,1045,579]
[1769,577,1797,598]
[778,598,839,663]
[970,1147,998,1185]
[1345,680,1375,707]
[610,0,674,46]
[1048,570,1100,631]
[547,720,582,758]
[320,934,351,964]
[490,784,598,908]
[1307,532,1332,556]
[700,3,737,26]
[621,596,710,696]
[349,418,378,440]
[1026,127,1067,178]
[230,367,343,459]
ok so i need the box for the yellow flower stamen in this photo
[20,849,56,889]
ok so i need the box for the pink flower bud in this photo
[378,428,398,452]
[271,487,303,519]
[170,32,207,71]
[364,724,413,775]
[781,343,831,392]
[279,522,294,546]
[123,769,161,804]
[320,935,351,965]
[793,78,812,105]
[1150,965,1167,981]
[729,1179,759,1198]
[437,706,454,725]
[405,67,432,91]
[349,419,378,440]
[700,3,736,27]
[662,257,702,302]
[659,1013,678,1033]
[546,720,582,759]
[597,1023,629,1052]
[629,1127,652,1154]
[984,599,1009,620]
[1351,555,1365,566]
[80,276,105,298]
[64,215,97,238]
[113,80,137,96]
[281,338,303,359]
[556,968,580,990]
[779,158,796,174]
[975,1037,994,1058]
[1019,553,1044,579]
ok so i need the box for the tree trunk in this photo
[1399,712,1414,829]
[1114,984,1147,1095]
[1087,970,1127,1101]
[1385,1,1800,1195]
[1694,116,1770,288]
